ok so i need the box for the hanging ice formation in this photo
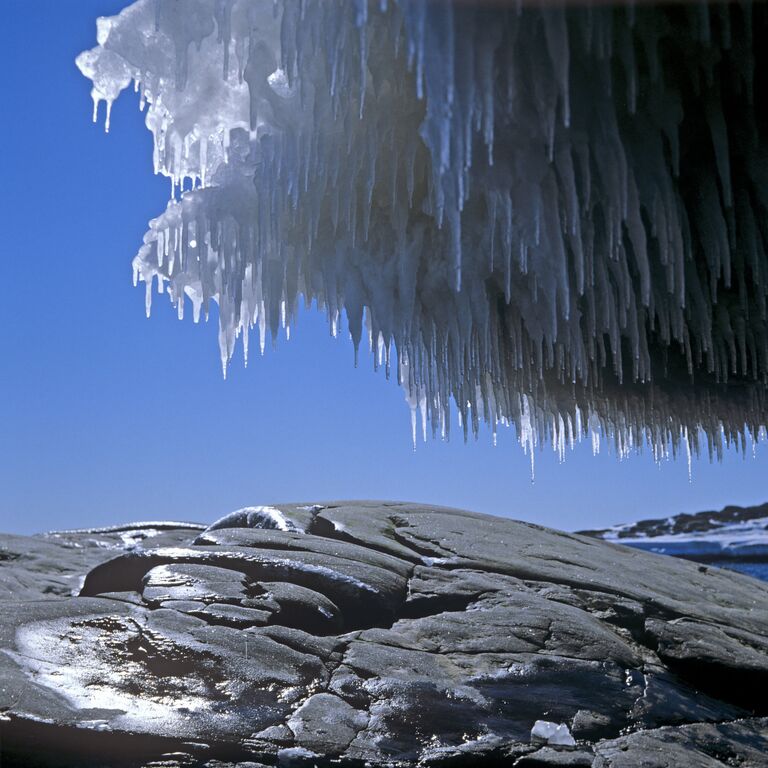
[78,0,768,461]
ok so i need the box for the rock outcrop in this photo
[1,502,767,767]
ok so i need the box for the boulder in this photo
[0,502,766,766]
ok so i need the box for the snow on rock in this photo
[276,747,320,767]
[77,1,768,460]
[207,505,304,533]
[531,719,577,747]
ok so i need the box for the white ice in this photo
[208,505,303,533]
[77,0,768,461]
[530,719,576,747]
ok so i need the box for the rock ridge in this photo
[0,501,766,767]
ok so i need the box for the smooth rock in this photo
[0,502,767,767]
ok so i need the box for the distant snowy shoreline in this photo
[581,503,768,581]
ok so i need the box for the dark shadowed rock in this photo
[0,502,767,767]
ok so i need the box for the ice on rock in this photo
[530,719,576,747]
[276,747,320,767]
[207,505,303,533]
[78,0,768,460]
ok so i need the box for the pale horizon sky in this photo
[2,0,767,537]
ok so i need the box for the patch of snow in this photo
[207,506,303,533]
[420,556,452,566]
[49,522,205,535]
[531,720,576,747]
[277,747,319,766]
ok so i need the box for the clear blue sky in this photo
[1,0,767,536]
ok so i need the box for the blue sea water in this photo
[716,561,768,582]
[619,541,768,582]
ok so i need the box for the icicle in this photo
[145,276,153,318]
[78,0,768,466]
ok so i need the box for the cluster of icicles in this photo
[78,0,768,463]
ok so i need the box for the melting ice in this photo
[77,0,768,461]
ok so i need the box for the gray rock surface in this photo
[0,502,767,767]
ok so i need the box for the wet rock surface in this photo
[0,502,767,767]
